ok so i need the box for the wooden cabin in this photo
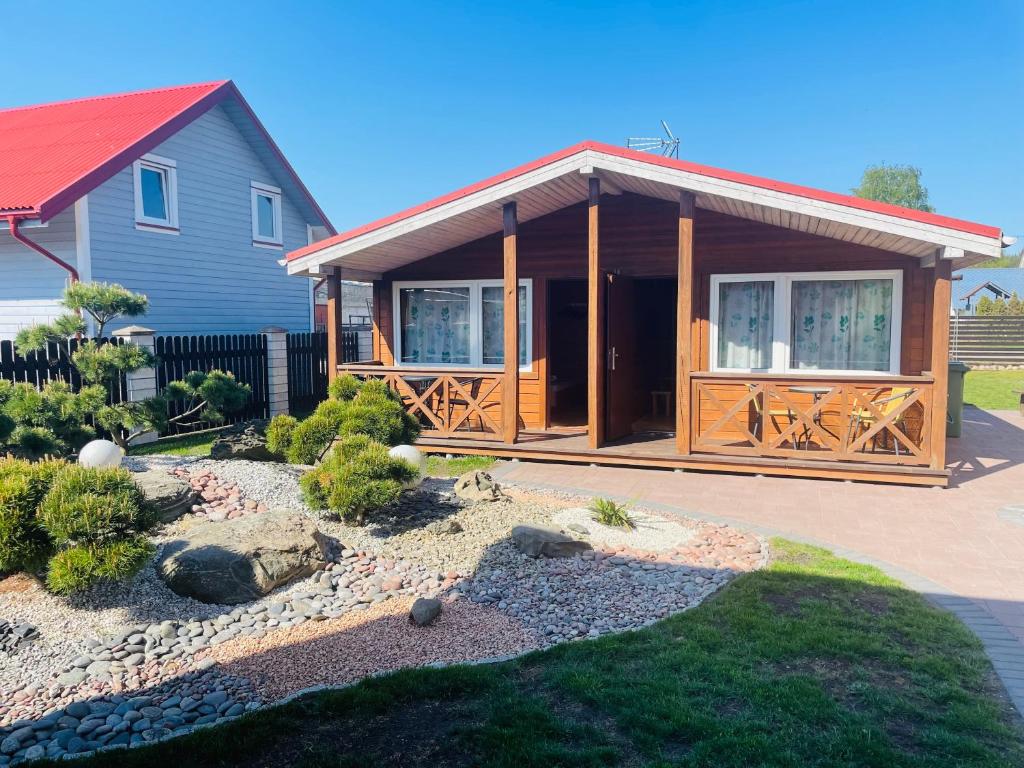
[287,142,1005,487]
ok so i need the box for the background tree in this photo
[852,164,934,212]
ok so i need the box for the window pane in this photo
[717,281,774,369]
[790,279,893,371]
[481,285,527,366]
[256,194,276,239]
[140,167,167,221]
[399,286,471,364]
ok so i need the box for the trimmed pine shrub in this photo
[0,458,64,573]
[337,383,420,446]
[45,536,154,596]
[38,465,152,544]
[327,374,361,402]
[299,435,373,509]
[266,414,299,459]
[313,399,348,429]
[286,415,338,465]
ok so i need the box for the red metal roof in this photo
[0,81,333,232]
[287,140,1000,262]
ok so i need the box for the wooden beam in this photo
[326,269,344,381]
[928,258,952,471]
[587,176,605,449]
[676,190,696,454]
[502,201,519,444]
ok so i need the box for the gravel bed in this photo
[0,455,767,765]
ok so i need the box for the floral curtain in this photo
[717,280,774,369]
[481,286,527,366]
[790,279,893,371]
[399,286,471,364]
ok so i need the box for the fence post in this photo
[112,325,159,446]
[261,326,289,418]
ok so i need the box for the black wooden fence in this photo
[286,331,328,415]
[155,334,269,434]
[0,338,128,403]
[950,316,1024,367]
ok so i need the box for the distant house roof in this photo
[953,267,1024,309]
[0,80,334,232]
[287,140,1002,280]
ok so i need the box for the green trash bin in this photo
[947,360,970,438]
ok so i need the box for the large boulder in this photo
[133,470,198,523]
[156,509,329,604]
[409,598,442,626]
[454,470,506,503]
[210,420,278,462]
[511,525,593,558]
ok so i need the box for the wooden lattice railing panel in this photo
[339,365,505,439]
[691,374,934,466]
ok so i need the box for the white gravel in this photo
[551,506,696,552]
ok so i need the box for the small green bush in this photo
[589,497,634,529]
[301,436,415,524]
[46,536,154,595]
[0,458,64,573]
[337,383,420,446]
[38,465,152,544]
[328,374,361,401]
[286,415,338,465]
[266,414,299,458]
[313,399,349,429]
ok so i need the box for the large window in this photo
[394,280,532,369]
[710,270,902,374]
[133,154,178,231]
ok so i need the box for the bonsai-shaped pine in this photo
[11,282,250,453]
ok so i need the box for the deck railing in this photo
[690,372,935,466]
[339,364,505,439]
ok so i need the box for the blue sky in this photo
[4,0,1021,240]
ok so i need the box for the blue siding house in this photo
[0,81,333,338]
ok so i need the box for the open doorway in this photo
[548,279,588,427]
[606,276,676,439]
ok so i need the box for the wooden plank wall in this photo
[370,193,937,430]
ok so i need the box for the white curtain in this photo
[790,279,893,371]
[481,286,527,366]
[399,286,471,364]
[717,280,774,369]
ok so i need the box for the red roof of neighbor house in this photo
[0,80,333,230]
[287,139,1001,262]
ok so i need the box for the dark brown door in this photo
[605,273,636,441]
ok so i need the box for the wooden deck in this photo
[416,428,951,486]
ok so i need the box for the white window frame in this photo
[133,154,178,232]
[392,279,533,372]
[709,269,903,376]
[250,181,283,248]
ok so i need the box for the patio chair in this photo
[848,387,916,456]
[747,384,799,447]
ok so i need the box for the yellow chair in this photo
[849,387,915,455]
[747,384,799,446]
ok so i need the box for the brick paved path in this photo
[491,406,1024,712]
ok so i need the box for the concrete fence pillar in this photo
[111,325,159,446]
[261,326,289,418]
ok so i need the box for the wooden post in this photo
[587,176,604,449]
[326,269,343,381]
[928,257,952,471]
[502,201,519,444]
[676,190,696,454]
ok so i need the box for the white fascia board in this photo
[589,152,1002,258]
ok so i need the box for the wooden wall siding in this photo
[372,192,936,428]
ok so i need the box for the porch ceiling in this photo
[287,144,1003,280]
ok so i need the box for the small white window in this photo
[133,154,178,232]
[251,181,283,247]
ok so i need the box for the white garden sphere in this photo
[78,439,124,469]
[389,444,424,489]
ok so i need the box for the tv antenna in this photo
[626,120,680,159]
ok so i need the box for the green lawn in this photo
[128,431,219,457]
[424,453,497,478]
[963,370,1024,411]
[59,541,1023,768]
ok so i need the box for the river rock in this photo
[511,525,593,558]
[453,471,506,503]
[210,420,278,462]
[156,508,330,603]
[409,598,442,626]
[132,470,198,523]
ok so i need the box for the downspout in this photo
[6,215,80,283]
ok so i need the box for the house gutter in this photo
[6,214,79,282]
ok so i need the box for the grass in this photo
[963,370,1024,410]
[128,431,219,457]
[58,541,1023,768]
[424,453,497,478]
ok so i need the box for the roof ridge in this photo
[0,80,230,115]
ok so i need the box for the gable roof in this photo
[953,268,1024,308]
[287,140,1001,280]
[0,80,334,232]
